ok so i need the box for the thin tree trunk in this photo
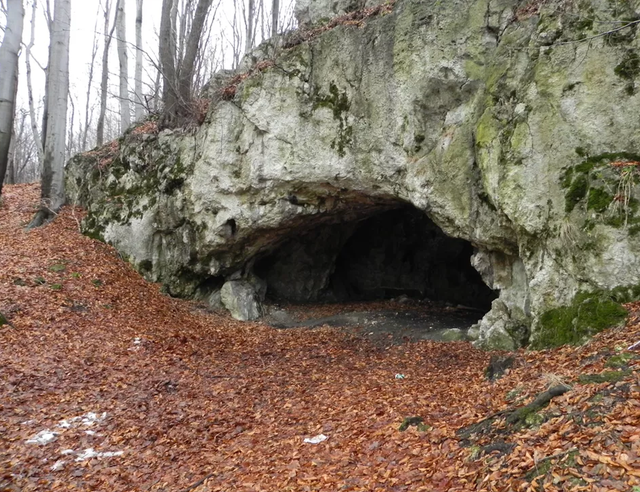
[0,0,25,196]
[134,0,145,120]
[97,0,117,146]
[40,0,54,148]
[25,0,44,166]
[271,0,279,37]
[82,4,101,151]
[245,0,255,53]
[6,125,17,185]
[116,0,131,132]
[30,0,71,227]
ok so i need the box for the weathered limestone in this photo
[221,280,262,321]
[67,0,640,349]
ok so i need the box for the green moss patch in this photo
[561,152,640,227]
[565,175,588,212]
[578,370,631,384]
[313,82,353,157]
[532,291,628,349]
[605,352,636,368]
[614,50,640,80]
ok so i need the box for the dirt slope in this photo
[1,183,639,492]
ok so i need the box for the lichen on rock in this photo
[67,0,640,349]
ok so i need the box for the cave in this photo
[254,205,497,313]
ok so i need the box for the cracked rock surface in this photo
[67,0,640,349]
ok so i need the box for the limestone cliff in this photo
[67,0,640,349]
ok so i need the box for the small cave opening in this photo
[254,205,498,335]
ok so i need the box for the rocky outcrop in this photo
[67,0,640,350]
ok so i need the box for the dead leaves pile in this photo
[1,183,639,492]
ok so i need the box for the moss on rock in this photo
[578,370,631,384]
[532,291,628,349]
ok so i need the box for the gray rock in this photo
[67,0,640,349]
[220,280,262,321]
[207,289,224,310]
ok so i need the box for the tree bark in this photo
[0,0,25,196]
[177,0,213,106]
[25,0,44,167]
[116,0,131,132]
[134,0,145,120]
[245,0,255,53]
[159,0,178,125]
[30,0,70,227]
[271,0,279,37]
[96,0,117,146]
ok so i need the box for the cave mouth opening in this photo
[254,205,498,319]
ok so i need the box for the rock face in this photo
[67,0,640,350]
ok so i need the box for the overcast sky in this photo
[9,0,295,133]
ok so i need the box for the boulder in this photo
[220,280,262,321]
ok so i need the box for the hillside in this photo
[1,183,639,491]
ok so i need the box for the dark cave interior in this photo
[255,206,497,311]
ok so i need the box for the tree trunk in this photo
[25,0,44,166]
[134,0,145,120]
[30,0,70,227]
[81,4,101,151]
[245,0,255,53]
[271,0,279,37]
[0,0,25,196]
[116,0,131,132]
[177,0,213,107]
[97,0,117,146]
[159,0,178,126]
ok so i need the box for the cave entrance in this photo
[254,205,497,339]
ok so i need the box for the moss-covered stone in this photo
[586,187,613,213]
[614,50,640,80]
[532,291,628,349]
[578,370,631,384]
[565,174,588,212]
[605,352,636,368]
[312,82,353,157]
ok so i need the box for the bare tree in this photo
[81,3,101,151]
[271,0,279,37]
[0,0,25,196]
[244,0,255,53]
[116,0,131,132]
[24,0,44,166]
[30,0,70,227]
[96,0,118,146]
[159,0,215,127]
[7,108,39,185]
[134,0,145,121]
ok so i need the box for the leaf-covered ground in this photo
[1,183,639,492]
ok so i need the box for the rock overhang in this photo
[67,0,640,349]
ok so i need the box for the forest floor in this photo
[1,183,639,492]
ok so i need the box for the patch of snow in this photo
[85,430,97,436]
[56,412,107,429]
[21,420,35,426]
[26,430,58,445]
[75,448,124,462]
[61,449,75,455]
[51,460,66,471]
[80,412,107,426]
[303,434,328,444]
